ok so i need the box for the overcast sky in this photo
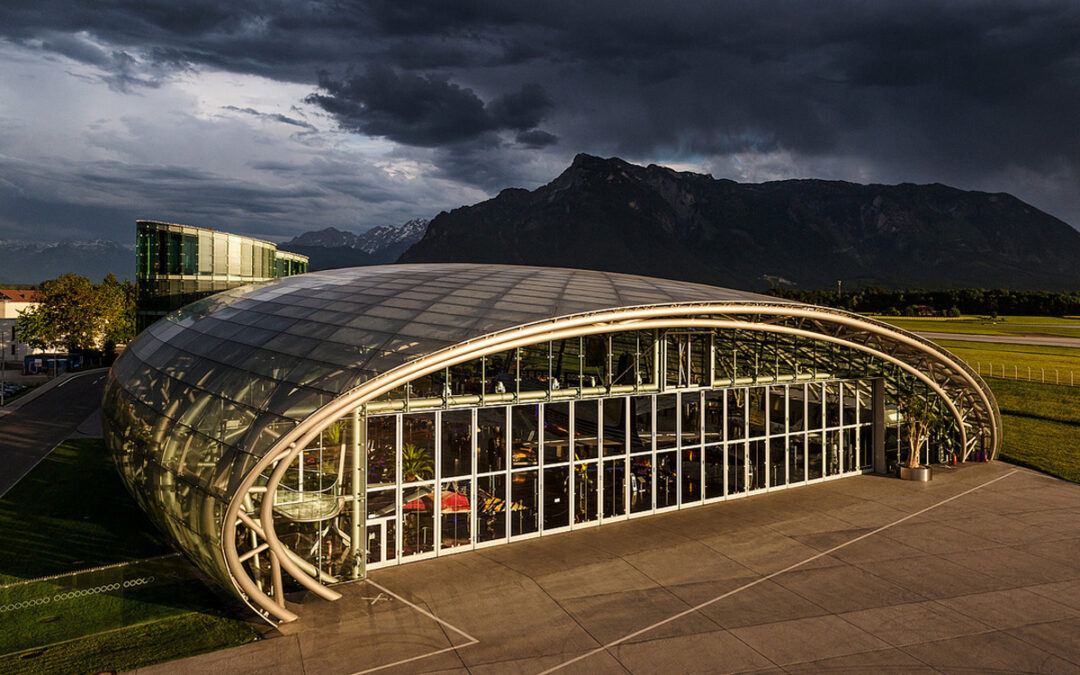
[1,1,1078,244]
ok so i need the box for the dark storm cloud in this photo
[3,0,1080,225]
[305,66,554,147]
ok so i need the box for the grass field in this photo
[870,314,1080,338]
[0,439,258,670]
[935,339,1080,383]
[991,379,1080,483]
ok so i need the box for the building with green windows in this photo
[103,264,1000,624]
[135,220,308,332]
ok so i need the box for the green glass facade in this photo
[135,220,308,333]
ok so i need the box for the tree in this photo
[896,392,939,468]
[17,273,136,353]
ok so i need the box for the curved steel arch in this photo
[221,302,1001,622]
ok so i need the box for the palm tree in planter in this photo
[401,442,435,482]
[896,392,938,482]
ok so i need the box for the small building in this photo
[135,220,309,333]
[102,264,1001,624]
[0,289,41,367]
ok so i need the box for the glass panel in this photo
[574,462,599,524]
[860,425,873,469]
[788,384,805,432]
[511,470,539,536]
[441,410,471,478]
[842,382,858,427]
[611,333,637,386]
[518,343,550,394]
[401,482,435,556]
[574,400,600,460]
[486,350,517,397]
[728,441,746,494]
[367,415,395,487]
[638,331,657,388]
[401,413,436,482]
[844,427,857,474]
[583,335,608,388]
[749,387,766,438]
[631,396,653,453]
[602,397,627,456]
[476,474,506,542]
[550,338,580,391]
[705,445,724,498]
[807,432,823,480]
[366,488,396,563]
[656,451,677,508]
[681,392,701,447]
[807,384,824,430]
[449,358,483,397]
[770,437,786,486]
[769,386,786,436]
[727,389,745,440]
[544,402,571,464]
[749,439,767,490]
[477,407,506,473]
[789,434,806,483]
[440,479,471,549]
[704,390,723,444]
[825,430,840,476]
[630,455,653,513]
[825,381,841,427]
[858,381,872,425]
[543,466,570,530]
[655,394,678,450]
[603,459,626,518]
[681,447,702,504]
[511,404,540,468]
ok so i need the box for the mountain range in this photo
[399,154,1080,291]
[0,239,134,285]
[281,218,428,270]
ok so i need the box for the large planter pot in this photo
[899,465,933,482]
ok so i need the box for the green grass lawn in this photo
[870,314,1080,338]
[0,439,258,669]
[991,379,1080,483]
[934,340,1080,383]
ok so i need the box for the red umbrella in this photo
[403,491,433,511]
[441,491,470,513]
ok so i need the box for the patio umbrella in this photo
[441,490,470,544]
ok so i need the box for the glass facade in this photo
[101,264,999,623]
[135,220,308,333]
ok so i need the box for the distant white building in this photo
[0,289,41,365]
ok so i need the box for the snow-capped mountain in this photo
[282,218,429,270]
[0,239,134,284]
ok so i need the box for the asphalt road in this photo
[0,370,106,498]
[916,331,1080,348]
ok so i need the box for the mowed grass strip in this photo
[871,314,1080,338]
[991,379,1080,483]
[0,612,256,675]
[935,340,1080,382]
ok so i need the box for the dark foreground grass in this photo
[992,379,1080,483]
[0,439,259,670]
[0,612,255,675]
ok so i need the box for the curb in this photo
[0,368,109,418]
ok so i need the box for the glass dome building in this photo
[101,264,1001,623]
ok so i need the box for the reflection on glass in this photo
[656,394,678,450]
[860,426,872,469]
[401,482,434,556]
[476,474,506,542]
[511,404,539,467]
[789,434,806,483]
[704,390,723,444]
[603,459,626,518]
[401,413,435,482]
[574,463,599,523]
[770,437,785,486]
[858,382,872,425]
[705,445,724,498]
[842,382,858,427]
[681,447,701,504]
[602,398,626,456]
[727,389,745,440]
[544,402,571,464]
[807,432,823,479]
[630,455,653,513]
[656,451,677,508]
[807,384,823,430]
[682,393,701,446]
[728,441,746,494]
[631,396,653,453]
[749,440,766,490]
[844,428,857,474]
[788,384,805,432]
[769,386,786,435]
[440,480,471,549]
[749,388,766,438]
[366,489,396,563]
[477,407,506,473]
[511,470,538,536]
[574,400,600,460]
[543,466,570,529]
[366,415,397,487]
[441,410,471,478]
[825,382,841,427]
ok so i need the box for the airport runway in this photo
[916,331,1080,349]
[0,370,106,498]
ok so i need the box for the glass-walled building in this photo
[135,220,308,332]
[102,264,1001,624]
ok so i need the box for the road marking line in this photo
[349,578,479,675]
[539,469,1020,674]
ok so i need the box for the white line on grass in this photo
[349,578,479,675]
[539,469,1020,674]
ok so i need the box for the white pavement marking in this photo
[539,469,1020,674]
[349,578,479,675]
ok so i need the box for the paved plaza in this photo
[141,461,1080,674]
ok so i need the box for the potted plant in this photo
[896,392,935,481]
